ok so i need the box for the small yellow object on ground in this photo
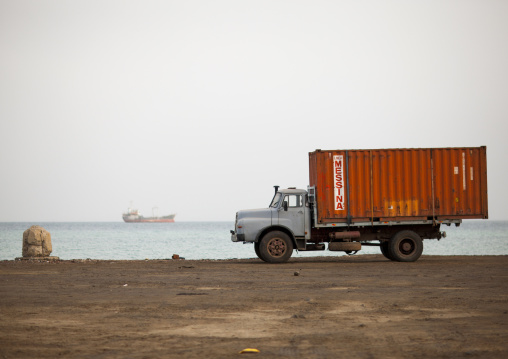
[239,348,260,354]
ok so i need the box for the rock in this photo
[22,226,52,257]
[291,314,306,319]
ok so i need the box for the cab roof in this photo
[278,188,307,195]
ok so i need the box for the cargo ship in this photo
[122,207,176,223]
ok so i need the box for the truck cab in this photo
[231,187,311,263]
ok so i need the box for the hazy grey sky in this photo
[1,0,507,221]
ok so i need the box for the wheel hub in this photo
[400,239,415,255]
[267,238,286,257]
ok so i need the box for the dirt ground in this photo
[1,255,507,358]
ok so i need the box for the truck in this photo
[230,147,488,263]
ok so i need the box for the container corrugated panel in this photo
[309,147,488,224]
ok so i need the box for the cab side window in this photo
[285,195,303,208]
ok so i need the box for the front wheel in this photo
[388,230,423,262]
[254,241,263,261]
[258,231,294,263]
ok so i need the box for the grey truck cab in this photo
[231,187,312,263]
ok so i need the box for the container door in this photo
[431,147,486,218]
[278,194,305,237]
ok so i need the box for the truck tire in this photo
[259,231,294,263]
[388,230,423,262]
[254,241,263,261]
[380,241,393,260]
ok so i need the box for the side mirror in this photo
[283,201,288,211]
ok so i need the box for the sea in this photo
[1,221,507,261]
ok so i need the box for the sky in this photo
[1,0,507,222]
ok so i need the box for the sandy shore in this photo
[1,255,507,358]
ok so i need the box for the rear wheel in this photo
[388,230,423,262]
[259,231,294,263]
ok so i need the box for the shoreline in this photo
[3,253,508,262]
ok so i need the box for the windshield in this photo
[269,192,282,208]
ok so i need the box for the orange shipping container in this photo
[309,147,488,225]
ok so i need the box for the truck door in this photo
[278,194,305,237]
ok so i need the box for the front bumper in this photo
[230,230,245,242]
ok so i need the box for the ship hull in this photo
[123,217,175,223]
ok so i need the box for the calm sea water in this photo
[1,221,507,261]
